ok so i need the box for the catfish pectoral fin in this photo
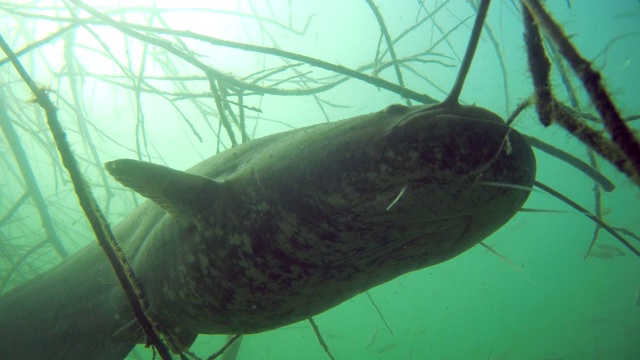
[105,159,226,228]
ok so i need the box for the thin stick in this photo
[365,291,396,338]
[469,0,510,114]
[0,192,29,227]
[0,240,48,293]
[583,151,603,260]
[0,34,174,359]
[365,0,409,105]
[524,136,615,192]
[308,318,336,360]
[535,181,639,257]
[207,76,238,147]
[61,30,116,214]
[205,334,242,360]
[505,96,532,126]
[521,5,553,126]
[0,24,77,67]
[379,0,451,61]
[547,39,606,262]
[443,0,491,105]
[521,3,639,185]
[522,0,640,182]
[66,0,439,104]
[0,100,68,259]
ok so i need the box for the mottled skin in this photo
[0,103,535,359]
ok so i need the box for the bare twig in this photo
[0,33,174,359]
[0,239,48,293]
[0,100,68,259]
[365,291,395,338]
[522,0,640,185]
[469,0,510,114]
[308,318,335,360]
[0,192,29,227]
[535,181,639,257]
[62,2,440,104]
[442,0,491,105]
[204,334,242,360]
[524,136,615,192]
[365,0,409,105]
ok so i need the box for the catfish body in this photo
[0,103,535,359]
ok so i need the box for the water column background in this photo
[0,1,638,359]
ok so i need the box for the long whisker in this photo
[478,242,535,284]
[479,181,535,192]
[518,208,581,214]
[386,185,407,211]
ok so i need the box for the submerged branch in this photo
[442,0,491,105]
[0,239,48,294]
[0,33,175,359]
[308,318,336,360]
[365,0,409,105]
[0,192,29,228]
[521,0,640,185]
[525,136,615,192]
[535,181,639,257]
[0,99,68,260]
[204,334,242,360]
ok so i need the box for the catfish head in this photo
[104,102,535,342]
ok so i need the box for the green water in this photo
[0,0,638,359]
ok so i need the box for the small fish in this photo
[594,244,625,257]
[324,332,345,341]
[365,328,379,349]
[404,349,414,359]
[588,250,615,259]
[588,244,625,259]
[375,342,399,354]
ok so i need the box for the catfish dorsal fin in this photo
[105,159,223,227]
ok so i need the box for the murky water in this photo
[0,1,638,359]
